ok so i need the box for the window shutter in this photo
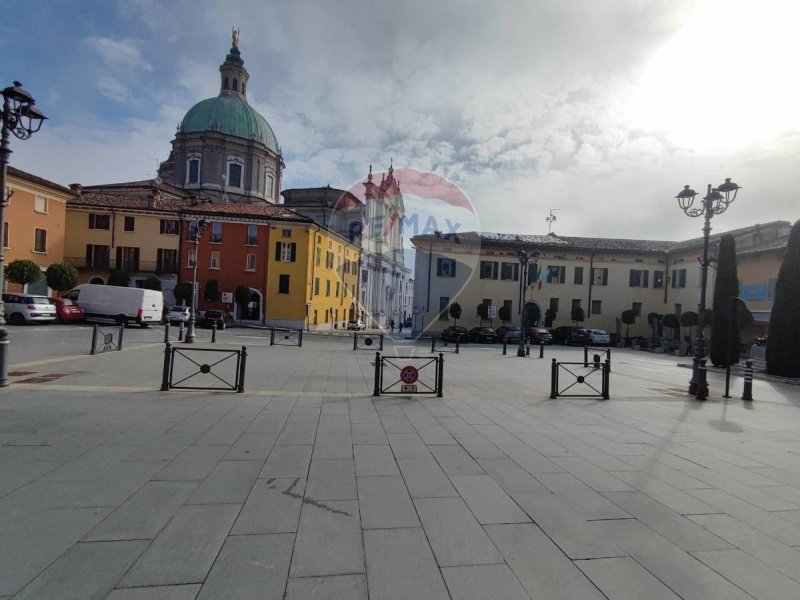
[629,270,637,287]
[290,243,297,262]
[643,271,649,288]
[275,242,281,262]
[450,260,456,277]
[602,269,608,286]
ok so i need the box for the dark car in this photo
[496,326,523,343]
[199,310,234,330]
[527,327,552,345]
[441,325,470,343]
[469,327,497,343]
[551,326,590,346]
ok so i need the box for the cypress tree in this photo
[767,220,800,377]
[710,234,740,366]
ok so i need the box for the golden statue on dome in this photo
[232,27,240,48]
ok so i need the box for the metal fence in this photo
[583,346,612,372]
[90,324,124,355]
[550,358,609,399]
[160,343,246,392]
[269,328,303,347]
[430,335,459,354]
[373,352,443,397]
[354,332,384,351]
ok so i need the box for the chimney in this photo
[69,183,82,196]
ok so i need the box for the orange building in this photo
[3,167,73,294]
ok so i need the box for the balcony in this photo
[64,257,179,274]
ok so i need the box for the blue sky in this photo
[4,0,799,241]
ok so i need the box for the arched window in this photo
[241,83,245,95]
[266,174,275,198]
[232,78,238,92]
[226,156,244,189]
[223,77,229,90]
[186,154,201,185]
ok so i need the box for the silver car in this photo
[587,328,611,346]
[164,305,191,324]
[2,293,57,324]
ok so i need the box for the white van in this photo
[65,284,163,327]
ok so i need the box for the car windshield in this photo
[30,297,52,304]
[205,311,222,318]
[591,329,608,335]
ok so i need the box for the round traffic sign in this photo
[400,365,419,384]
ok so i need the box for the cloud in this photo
[84,36,152,71]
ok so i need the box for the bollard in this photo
[550,358,558,399]
[539,342,544,359]
[603,359,610,399]
[90,324,99,355]
[607,348,612,373]
[526,342,530,356]
[373,351,381,396]
[502,337,507,355]
[593,353,601,369]
[118,325,125,350]
[160,343,172,391]
[353,332,358,351]
[696,359,708,401]
[178,322,184,342]
[298,329,303,348]
[455,338,460,354]
[431,335,436,353]
[211,322,217,343]
[270,328,275,346]
[237,346,247,393]
[583,345,588,367]
[742,360,754,401]
[379,333,384,351]
[437,352,444,397]
[164,322,170,343]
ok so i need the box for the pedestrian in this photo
[390,319,395,332]
[398,321,403,333]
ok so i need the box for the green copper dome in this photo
[180,96,280,154]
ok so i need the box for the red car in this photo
[50,297,85,323]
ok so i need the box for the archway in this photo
[236,288,263,323]
[89,277,105,285]
[523,301,541,329]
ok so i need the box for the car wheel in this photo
[115,315,128,327]
[9,313,25,325]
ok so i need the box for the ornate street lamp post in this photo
[0,82,46,386]
[516,247,539,357]
[673,178,741,400]
[184,218,209,343]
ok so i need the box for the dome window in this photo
[266,174,275,198]
[232,78,238,92]
[223,77,229,90]
[186,155,201,184]
[227,157,244,189]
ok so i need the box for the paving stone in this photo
[194,420,250,446]
[358,476,419,529]
[576,557,682,600]
[84,481,197,541]
[349,408,381,424]
[414,497,503,566]
[354,444,399,476]
[260,445,312,478]
[387,433,431,458]
[449,475,530,524]
[196,533,294,600]
[290,500,364,577]
[500,444,563,475]
[429,444,485,475]
[616,454,712,489]
[551,455,634,492]
[378,414,416,434]
[231,477,304,534]
[312,433,353,460]
[513,431,572,456]
[120,504,240,587]
[476,457,550,495]
[225,431,278,460]
[352,423,387,444]
[441,564,530,600]
[15,540,148,600]
[285,574,368,600]
[246,412,289,432]
[276,422,318,445]
[306,459,357,500]
[452,433,505,458]
[538,473,631,520]
[612,470,720,515]
[106,585,202,600]
[485,524,605,600]
[397,458,458,498]
[473,424,520,446]
[187,460,261,504]
[691,548,800,600]
[363,528,449,600]
[413,423,457,445]
[152,444,229,481]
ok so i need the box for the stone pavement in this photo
[3,332,800,599]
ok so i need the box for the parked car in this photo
[347,319,365,330]
[551,326,590,346]
[199,310,234,329]
[64,284,162,327]
[527,327,553,345]
[586,329,611,346]
[496,326,523,343]
[50,297,85,323]
[469,327,497,343]
[2,293,57,325]
[441,325,470,343]
[163,305,191,324]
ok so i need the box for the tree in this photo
[173,281,193,306]
[6,259,42,287]
[476,302,488,325]
[141,276,162,291]
[498,304,511,324]
[681,311,699,341]
[45,262,78,295]
[448,302,462,326]
[767,219,800,377]
[570,305,585,326]
[710,234,741,367]
[621,309,637,339]
[544,308,557,328]
[204,279,221,302]
[662,313,680,339]
[235,285,251,307]
[108,269,131,287]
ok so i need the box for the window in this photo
[629,269,649,288]
[276,242,297,263]
[34,196,48,213]
[160,219,179,235]
[210,222,223,243]
[86,244,110,269]
[361,270,368,284]
[246,224,257,245]
[573,266,584,285]
[632,302,642,317]
[546,265,566,284]
[314,277,320,296]
[653,270,664,288]
[245,253,256,271]
[210,251,220,269]
[439,296,450,320]
[500,262,519,281]
[187,248,196,267]
[326,251,334,269]
[266,174,275,198]
[326,280,331,297]
[671,268,687,289]
[591,300,602,315]
[282,229,291,238]
[437,258,456,277]
[674,303,682,315]
[480,261,498,279]
[186,157,200,184]
[591,267,608,286]
[116,246,139,271]
[315,247,321,266]
[34,228,47,253]
[549,298,559,312]
[157,248,178,272]
[89,213,110,230]
[228,161,243,188]
[571,298,581,310]
[503,299,513,317]
[3,222,8,248]
[335,281,340,297]
[123,216,135,232]
[278,274,290,294]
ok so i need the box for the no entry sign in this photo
[400,365,419,384]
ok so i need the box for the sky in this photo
[3,0,799,243]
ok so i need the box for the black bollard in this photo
[431,335,436,353]
[455,338,460,354]
[502,337,507,355]
[373,352,381,396]
[298,329,303,348]
[437,352,444,398]
[237,346,247,393]
[742,360,754,401]
[90,324,99,355]
[160,343,172,391]
[353,332,358,351]
[593,354,601,369]
[211,322,217,343]
[164,322,170,343]
[539,342,544,358]
[603,359,610,399]
[550,358,558,399]
[583,345,588,367]
[696,359,708,401]
[270,328,275,346]
[379,333,384,351]
[526,342,530,356]
[117,325,124,350]
[178,322,184,342]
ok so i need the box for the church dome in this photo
[180,96,279,153]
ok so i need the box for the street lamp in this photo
[0,82,47,387]
[516,247,539,357]
[672,178,741,400]
[184,218,209,343]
